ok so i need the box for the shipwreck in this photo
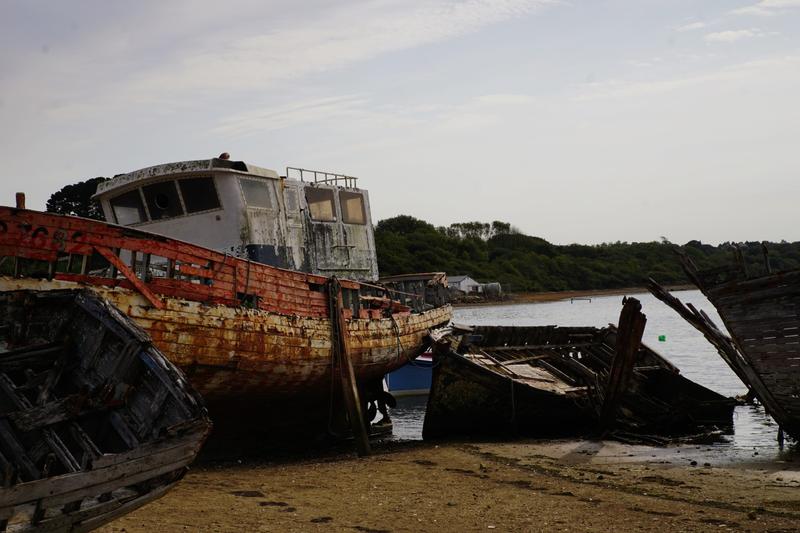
[423,297,735,442]
[0,289,210,531]
[649,249,800,443]
[0,157,451,447]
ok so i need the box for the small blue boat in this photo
[385,352,433,396]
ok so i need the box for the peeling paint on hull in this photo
[1,277,451,403]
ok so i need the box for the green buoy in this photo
[658,334,666,342]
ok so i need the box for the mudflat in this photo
[100,439,799,532]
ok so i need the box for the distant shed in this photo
[448,275,481,293]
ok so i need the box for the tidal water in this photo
[390,290,798,462]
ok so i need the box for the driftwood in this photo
[0,290,210,532]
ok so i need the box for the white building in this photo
[448,275,481,293]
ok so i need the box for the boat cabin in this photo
[93,158,379,281]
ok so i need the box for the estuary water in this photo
[390,290,799,463]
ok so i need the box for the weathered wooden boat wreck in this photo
[649,250,800,442]
[0,158,451,442]
[423,298,735,441]
[0,289,210,532]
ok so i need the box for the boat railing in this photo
[286,166,359,188]
[0,207,336,317]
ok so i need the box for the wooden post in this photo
[330,278,371,456]
[599,297,647,427]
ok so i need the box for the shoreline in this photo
[100,439,800,533]
[454,284,695,308]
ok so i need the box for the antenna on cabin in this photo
[218,152,230,160]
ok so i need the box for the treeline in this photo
[375,216,800,292]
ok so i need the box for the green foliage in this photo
[46,177,108,220]
[375,216,800,292]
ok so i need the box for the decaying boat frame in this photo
[0,206,451,441]
[0,289,210,532]
[424,298,735,442]
[649,250,800,442]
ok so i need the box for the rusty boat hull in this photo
[0,207,452,438]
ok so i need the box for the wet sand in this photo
[100,439,799,532]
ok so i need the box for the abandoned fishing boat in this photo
[0,157,451,440]
[0,289,210,532]
[648,250,800,442]
[423,297,735,441]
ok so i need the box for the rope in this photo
[509,377,517,427]
[389,312,439,368]
[388,313,404,362]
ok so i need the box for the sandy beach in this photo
[99,439,799,532]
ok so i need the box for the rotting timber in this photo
[0,289,210,532]
[649,250,800,442]
[0,158,452,442]
[423,297,735,442]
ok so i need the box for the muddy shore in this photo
[100,439,799,532]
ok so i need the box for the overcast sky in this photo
[1,0,798,245]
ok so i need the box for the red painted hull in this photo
[0,207,452,407]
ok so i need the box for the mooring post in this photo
[330,278,371,456]
[600,297,647,427]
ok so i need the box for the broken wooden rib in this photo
[423,298,735,441]
[649,251,800,441]
[0,289,210,532]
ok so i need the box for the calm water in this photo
[390,290,798,461]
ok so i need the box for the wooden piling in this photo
[330,278,371,456]
[600,297,647,427]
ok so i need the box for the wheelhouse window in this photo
[305,187,336,222]
[284,188,299,212]
[339,191,366,225]
[240,178,273,208]
[143,181,184,220]
[179,177,221,213]
[110,189,146,225]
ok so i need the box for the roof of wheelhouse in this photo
[94,158,279,199]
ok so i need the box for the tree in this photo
[46,177,109,220]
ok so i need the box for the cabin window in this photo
[143,181,184,220]
[305,187,336,222]
[240,178,273,209]
[110,189,147,225]
[339,191,366,225]
[179,177,221,213]
[284,189,299,212]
